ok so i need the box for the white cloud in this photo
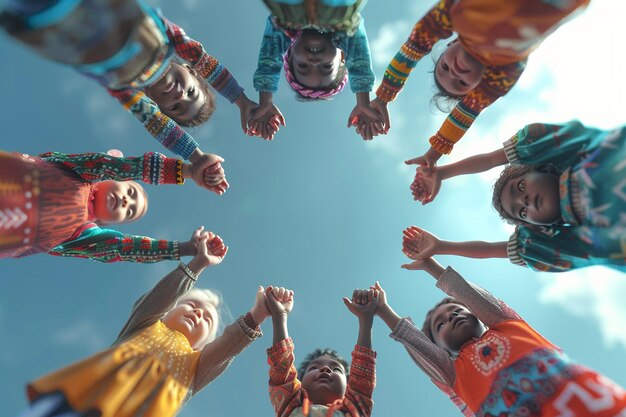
[537,269,626,349]
[370,21,411,68]
[52,319,107,352]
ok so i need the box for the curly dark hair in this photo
[168,74,216,127]
[298,348,350,380]
[492,163,561,225]
[421,297,468,344]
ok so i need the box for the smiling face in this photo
[301,354,348,405]
[291,30,343,89]
[91,180,147,224]
[435,41,485,96]
[162,293,218,351]
[430,302,486,354]
[499,171,561,225]
[144,62,206,123]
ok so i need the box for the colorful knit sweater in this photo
[376,0,588,155]
[267,338,376,417]
[108,12,244,160]
[40,152,184,263]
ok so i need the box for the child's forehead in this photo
[179,295,214,312]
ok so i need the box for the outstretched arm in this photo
[39,152,184,185]
[402,226,508,260]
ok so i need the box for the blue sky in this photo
[1,1,625,416]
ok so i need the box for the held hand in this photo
[248,102,286,141]
[343,288,379,320]
[410,166,442,204]
[265,286,294,318]
[405,147,443,173]
[235,94,259,135]
[402,226,440,260]
[249,286,271,326]
[347,102,385,141]
[189,152,229,195]
[369,97,390,134]
[369,281,388,313]
[190,227,228,268]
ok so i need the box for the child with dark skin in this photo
[372,260,626,416]
[265,286,377,417]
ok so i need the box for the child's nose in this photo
[320,366,332,374]
[121,196,128,208]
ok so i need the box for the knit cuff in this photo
[237,315,263,340]
[375,82,399,103]
[429,132,455,155]
[503,133,520,163]
[267,337,294,357]
[507,231,526,267]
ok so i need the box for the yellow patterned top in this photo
[29,321,200,417]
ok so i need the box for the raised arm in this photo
[191,287,268,393]
[402,226,508,260]
[373,282,456,387]
[114,229,227,341]
[375,0,454,103]
[39,152,183,185]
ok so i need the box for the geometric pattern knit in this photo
[107,11,244,160]
[503,121,626,272]
[267,338,376,417]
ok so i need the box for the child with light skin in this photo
[18,231,272,417]
[404,120,626,272]
[0,0,264,190]
[265,285,377,417]
[373,262,626,417]
[250,0,384,141]
[370,0,589,172]
[0,150,225,263]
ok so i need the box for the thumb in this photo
[342,297,353,309]
[401,264,412,270]
[405,157,421,165]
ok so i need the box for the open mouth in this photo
[306,46,325,53]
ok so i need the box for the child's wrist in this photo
[355,92,370,105]
[181,163,192,179]
[259,91,273,105]
[249,306,267,326]
[189,149,205,164]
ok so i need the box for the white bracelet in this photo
[178,262,198,281]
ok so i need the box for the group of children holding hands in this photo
[2,0,625,416]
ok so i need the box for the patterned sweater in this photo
[40,152,184,263]
[376,0,587,155]
[268,338,376,417]
[108,12,244,160]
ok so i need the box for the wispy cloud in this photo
[52,319,107,352]
[370,21,411,68]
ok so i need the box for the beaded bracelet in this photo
[178,262,198,281]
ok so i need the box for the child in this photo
[1,0,259,177]
[373,261,626,417]
[18,230,270,417]
[0,150,224,263]
[265,285,377,417]
[406,121,626,272]
[250,0,383,141]
[371,0,589,167]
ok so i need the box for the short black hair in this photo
[298,348,350,380]
[422,297,468,343]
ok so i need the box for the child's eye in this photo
[333,367,343,373]
[518,180,525,192]
[442,62,449,71]
[168,103,180,111]
[519,207,527,219]
[459,80,467,86]
[127,209,133,218]
[322,63,333,70]
[297,63,308,69]
[188,87,195,96]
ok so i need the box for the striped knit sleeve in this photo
[267,338,304,417]
[48,224,180,263]
[375,0,454,102]
[39,152,183,185]
[163,17,244,103]
[429,61,526,154]
[342,346,376,417]
[108,88,200,160]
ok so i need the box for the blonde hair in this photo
[177,288,226,345]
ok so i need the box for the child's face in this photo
[291,31,342,89]
[162,294,217,351]
[430,303,486,354]
[145,62,205,123]
[301,355,347,405]
[435,42,484,96]
[92,180,147,224]
[499,172,561,225]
